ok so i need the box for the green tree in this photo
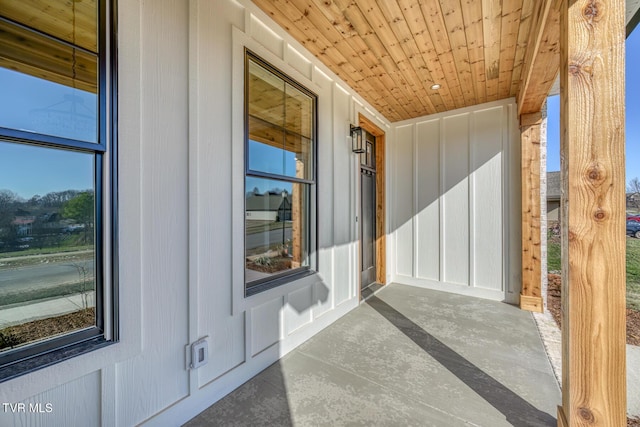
[62,192,94,243]
[629,178,640,210]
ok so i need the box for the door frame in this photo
[357,113,386,298]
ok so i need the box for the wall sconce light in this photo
[350,125,365,154]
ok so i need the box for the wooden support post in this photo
[291,159,303,268]
[520,111,543,313]
[558,0,626,425]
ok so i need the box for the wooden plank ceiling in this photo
[252,0,553,122]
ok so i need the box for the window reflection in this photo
[0,0,98,53]
[247,58,314,180]
[0,18,98,142]
[0,141,96,353]
[245,178,309,287]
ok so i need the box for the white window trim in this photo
[231,27,322,316]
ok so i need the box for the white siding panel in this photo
[194,0,245,386]
[0,372,100,427]
[390,99,518,302]
[472,108,504,291]
[314,248,333,318]
[315,72,334,318]
[334,244,351,306]
[333,87,352,246]
[442,115,470,286]
[285,285,314,334]
[415,120,440,281]
[286,45,313,80]
[395,125,414,277]
[251,297,283,356]
[249,14,284,58]
[117,0,191,424]
[333,86,353,306]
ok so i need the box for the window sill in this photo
[246,268,316,297]
[0,337,113,384]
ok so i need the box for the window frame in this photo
[243,50,318,296]
[0,0,118,382]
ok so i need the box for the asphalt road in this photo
[246,227,292,250]
[0,260,95,296]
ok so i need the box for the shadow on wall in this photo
[391,106,516,291]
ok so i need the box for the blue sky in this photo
[0,67,96,199]
[547,27,640,184]
[0,141,93,199]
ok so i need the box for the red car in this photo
[628,215,640,222]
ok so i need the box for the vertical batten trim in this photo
[439,115,446,283]
[412,123,418,279]
[187,0,200,394]
[501,104,509,294]
[468,112,475,289]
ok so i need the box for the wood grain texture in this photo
[358,114,386,285]
[520,111,542,312]
[516,0,561,115]
[252,0,535,121]
[519,294,543,312]
[0,19,98,93]
[1,0,98,52]
[559,0,627,424]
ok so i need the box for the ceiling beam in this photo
[516,0,560,116]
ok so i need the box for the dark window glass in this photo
[0,141,96,353]
[247,57,314,181]
[0,0,113,378]
[0,16,98,143]
[245,52,316,293]
[245,178,309,289]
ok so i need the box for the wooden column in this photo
[291,159,303,268]
[558,0,626,425]
[520,111,543,313]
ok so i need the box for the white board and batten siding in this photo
[0,1,390,426]
[390,100,522,303]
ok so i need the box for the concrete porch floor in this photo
[185,284,560,426]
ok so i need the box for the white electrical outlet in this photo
[190,337,208,369]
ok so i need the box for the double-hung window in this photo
[0,0,116,379]
[244,51,316,296]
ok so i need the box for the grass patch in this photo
[547,241,561,272]
[627,238,640,311]
[547,237,640,311]
[0,245,93,259]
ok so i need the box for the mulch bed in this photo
[0,308,94,351]
[246,257,292,273]
[545,275,640,424]
[547,273,640,347]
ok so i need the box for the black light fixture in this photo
[350,125,365,153]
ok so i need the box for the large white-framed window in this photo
[244,50,317,296]
[0,0,117,381]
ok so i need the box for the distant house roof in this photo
[547,171,561,200]
[12,216,35,226]
[246,194,291,212]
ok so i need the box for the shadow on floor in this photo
[183,362,294,427]
[366,295,557,427]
